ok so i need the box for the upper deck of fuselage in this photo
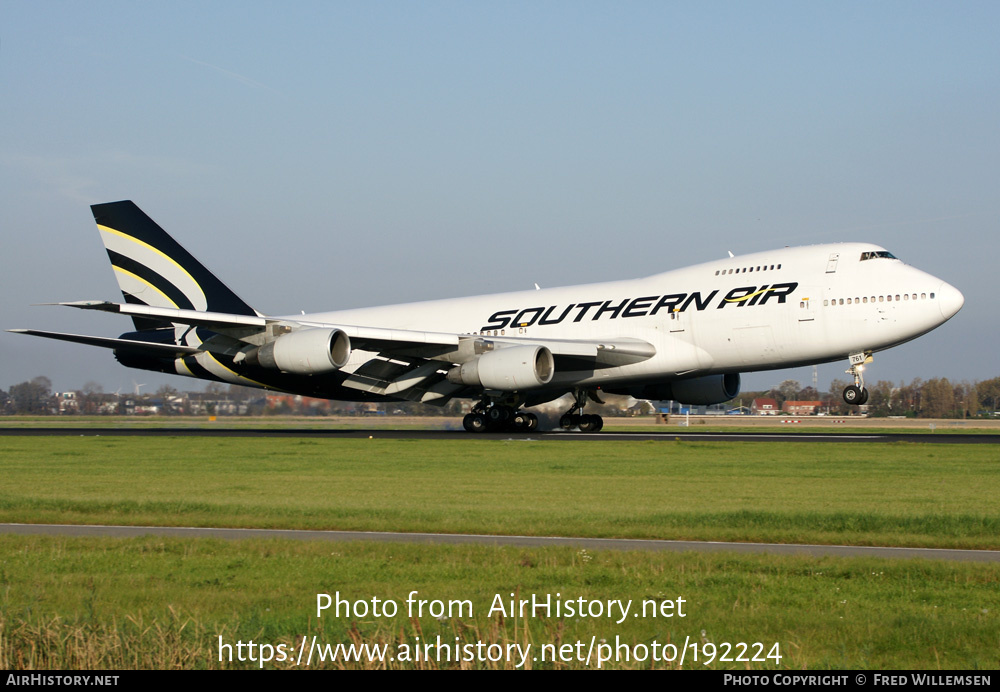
[287,242,937,331]
[642,242,898,283]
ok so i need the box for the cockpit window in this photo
[860,250,898,261]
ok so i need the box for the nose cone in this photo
[937,281,964,321]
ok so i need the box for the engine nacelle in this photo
[670,373,741,404]
[244,328,351,375]
[613,373,741,405]
[447,345,554,391]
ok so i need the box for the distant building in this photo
[55,391,78,414]
[266,393,334,415]
[751,398,779,415]
[782,400,824,415]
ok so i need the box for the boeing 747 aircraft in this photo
[11,201,964,432]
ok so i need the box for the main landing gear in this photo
[461,388,606,433]
[463,401,538,433]
[842,351,872,405]
[559,388,604,432]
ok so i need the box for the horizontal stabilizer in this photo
[55,301,268,330]
[8,329,201,356]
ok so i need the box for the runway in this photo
[2,523,998,562]
[1,427,998,444]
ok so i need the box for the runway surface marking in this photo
[3,523,998,562]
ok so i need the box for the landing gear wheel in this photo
[558,389,605,432]
[486,406,505,424]
[510,411,538,433]
[463,413,487,432]
[843,385,869,405]
[512,411,530,432]
[486,405,513,430]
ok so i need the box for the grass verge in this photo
[1,535,997,669]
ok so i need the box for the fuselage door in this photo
[826,253,840,273]
[669,309,685,333]
[798,296,815,322]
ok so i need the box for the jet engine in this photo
[447,345,554,391]
[243,328,351,375]
[612,373,741,405]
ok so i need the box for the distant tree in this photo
[227,384,257,403]
[921,378,956,418]
[155,384,183,414]
[79,381,105,415]
[156,384,178,398]
[976,377,1000,415]
[204,382,227,397]
[778,380,801,403]
[795,386,820,401]
[826,379,852,415]
[953,381,978,419]
[897,378,924,416]
[864,380,897,418]
[9,376,53,414]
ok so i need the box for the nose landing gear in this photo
[843,351,872,405]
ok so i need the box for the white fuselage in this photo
[287,243,963,390]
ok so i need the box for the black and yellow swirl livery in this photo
[91,201,258,330]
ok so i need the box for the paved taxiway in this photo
[2,427,998,443]
[2,523,998,562]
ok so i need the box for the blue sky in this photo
[2,1,998,394]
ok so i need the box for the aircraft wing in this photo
[51,301,657,367]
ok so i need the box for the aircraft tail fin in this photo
[91,201,259,330]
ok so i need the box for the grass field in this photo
[1,433,998,669]
[1,436,998,548]
[2,535,998,669]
